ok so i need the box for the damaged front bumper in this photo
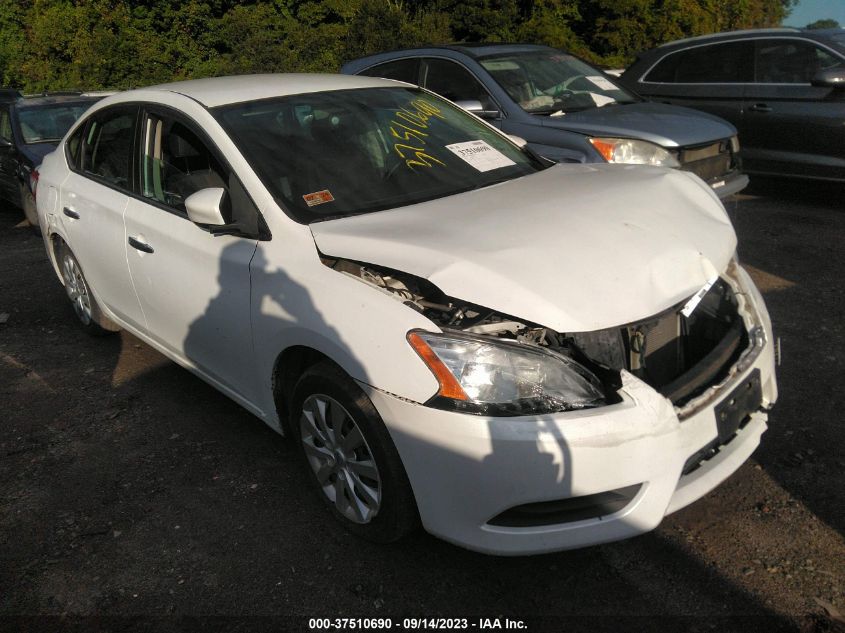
[362,263,777,556]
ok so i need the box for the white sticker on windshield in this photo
[586,75,618,91]
[445,140,516,172]
[590,93,617,107]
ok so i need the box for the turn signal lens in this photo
[407,331,469,401]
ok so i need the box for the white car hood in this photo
[310,164,736,333]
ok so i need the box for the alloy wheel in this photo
[299,394,382,524]
[62,254,93,325]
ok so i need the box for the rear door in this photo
[636,40,753,132]
[60,105,146,330]
[742,38,845,179]
[123,106,260,404]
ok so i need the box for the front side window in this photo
[422,58,496,110]
[359,58,420,83]
[644,41,753,83]
[215,87,543,223]
[81,107,136,189]
[140,113,226,213]
[479,51,637,114]
[755,39,845,83]
[18,103,95,144]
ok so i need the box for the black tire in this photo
[58,243,119,336]
[291,361,418,542]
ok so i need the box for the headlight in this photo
[588,137,680,167]
[407,330,607,416]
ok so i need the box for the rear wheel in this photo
[291,362,418,542]
[58,244,119,336]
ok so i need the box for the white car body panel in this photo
[34,74,778,555]
[310,163,736,332]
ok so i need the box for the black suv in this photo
[619,28,845,183]
[0,93,104,228]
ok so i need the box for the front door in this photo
[123,108,259,405]
[742,38,845,180]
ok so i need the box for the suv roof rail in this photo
[658,27,802,48]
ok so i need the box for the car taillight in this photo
[29,168,39,200]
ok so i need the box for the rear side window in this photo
[754,39,845,83]
[644,41,753,83]
[81,107,137,189]
[359,58,420,84]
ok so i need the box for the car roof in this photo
[347,43,556,65]
[139,73,405,108]
[15,94,102,109]
[434,43,556,58]
[647,27,845,55]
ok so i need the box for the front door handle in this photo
[748,103,772,113]
[63,207,80,219]
[128,236,154,254]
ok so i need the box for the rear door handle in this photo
[63,207,80,219]
[748,103,772,113]
[128,236,154,254]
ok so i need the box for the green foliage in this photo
[0,0,798,92]
[805,18,839,29]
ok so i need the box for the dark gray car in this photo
[342,44,748,198]
[0,93,102,228]
[618,28,845,183]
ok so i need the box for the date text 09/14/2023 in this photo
[308,617,528,630]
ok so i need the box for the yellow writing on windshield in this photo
[390,99,447,170]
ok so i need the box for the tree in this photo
[806,18,840,29]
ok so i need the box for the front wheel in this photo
[292,362,418,542]
[59,244,119,336]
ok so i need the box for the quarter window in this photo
[644,41,753,83]
[81,108,136,188]
[754,39,845,83]
[359,58,420,83]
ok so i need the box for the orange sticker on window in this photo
[303,190,335,207]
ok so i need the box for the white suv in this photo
[36,74,777,555]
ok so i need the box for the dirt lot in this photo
[1,180,843,633]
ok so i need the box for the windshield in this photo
[215,87,543,223]
[18,103,94,144]
[480,51,638,114]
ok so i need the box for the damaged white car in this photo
[35,75,777,555]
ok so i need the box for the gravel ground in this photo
[0,179,843,633]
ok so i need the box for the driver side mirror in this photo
[811,68,845,89]
[454,99,501,120]
[185,187,227,226]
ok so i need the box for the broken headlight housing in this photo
[408,330,607,416]
[588,137,680,167]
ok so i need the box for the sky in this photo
[784,0,845,27]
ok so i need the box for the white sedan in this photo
[35,74,777,555]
